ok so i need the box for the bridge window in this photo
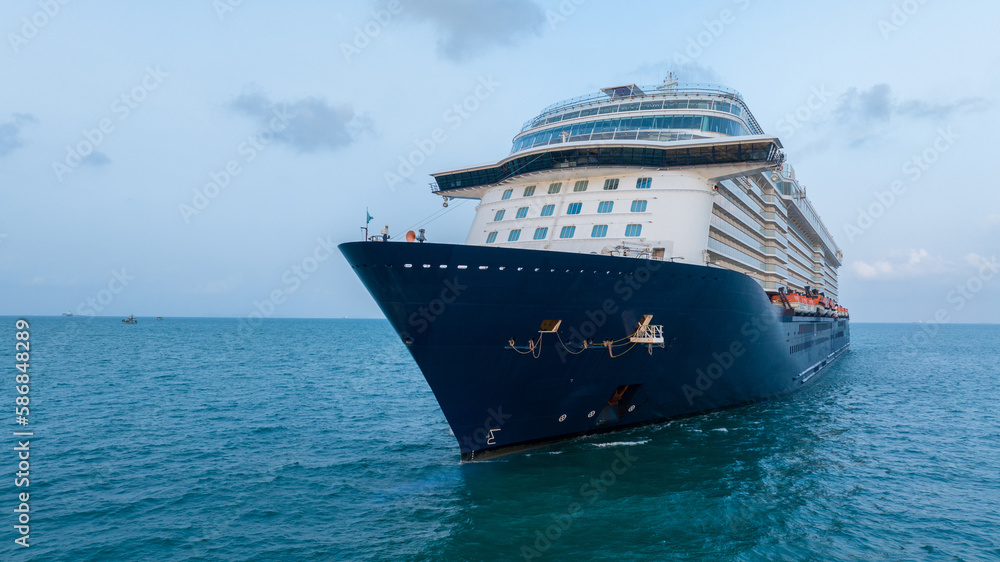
[494,210,505,221]
[567,203,582,215]
[533,227,548,240]
[523,185,536,197]
[508,229,521,242]
[636,177,652,189]
[631,200,647,212]
[548,182,562,194]
[603,178,619,190]
[592,225,608,238]
[625,224,642,237]
[516,207,528,219]
[541,204,555,217]
[597,201,614,214]
[573,180,589,192]
[559,226,576,239]
[485,231,498,244]
[501,189,512,200]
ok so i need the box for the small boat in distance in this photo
[122,315,138,324]
[156,317,164,321]
[62,311,73,317]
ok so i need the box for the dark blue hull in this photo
[340,241,849,460]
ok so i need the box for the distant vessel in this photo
[156,317,164,321]
[62,311,73,317]
[342,77,850,460]
[122,315,137,324]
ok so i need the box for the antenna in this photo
[656,71,679,91]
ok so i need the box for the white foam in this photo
[591,439,649,448]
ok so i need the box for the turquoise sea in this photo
[3,318,999,560]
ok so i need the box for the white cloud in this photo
[964,253,1000,272]
[849,248,953,280]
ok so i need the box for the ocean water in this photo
[3,317,999,561]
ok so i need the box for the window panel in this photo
[573,180,589,192]
[597,201,614,213]
[548,182,562,194]
[485,231,498,244]
[508,229,521,242]
[567,202,582,215]
[513,113,754,153]
[501,189,512,200]
[515,207,528,219]
[591,225,608,238]
[559,226,576,239]
[541,204,555,217]
[494,210,505,221]
[631,200,647,212]
[533,227,548,240]
[625,224,642,237]
[523,185,536,197]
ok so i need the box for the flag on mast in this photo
[366,209,373,224]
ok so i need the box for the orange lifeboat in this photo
[787,292,803,314]
[805,295,819,316]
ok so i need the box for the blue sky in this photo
[2,0,998,323]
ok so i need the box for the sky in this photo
[2,0,999,323]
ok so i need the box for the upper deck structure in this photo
[430,77,842,297]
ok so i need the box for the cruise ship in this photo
[341,77,850,461]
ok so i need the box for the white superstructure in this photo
[431,80,841,298]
